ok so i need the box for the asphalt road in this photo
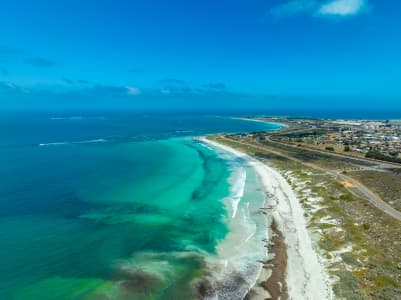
[219,136,401,222]
[266,135,401,169]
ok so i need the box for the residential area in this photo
[254,117,401,163]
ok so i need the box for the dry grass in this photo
[350,170,401,212]
[209,135,401,300]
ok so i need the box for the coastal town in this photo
[250,117,401,163]
[209,116,401,299]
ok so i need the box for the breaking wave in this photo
[196,144,268,300]
[228,168,247,218]
[39,139,107,146]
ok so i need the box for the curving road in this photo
[217,136,401,222]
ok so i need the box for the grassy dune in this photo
[209,135,401,300]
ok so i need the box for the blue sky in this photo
[0,0,400,110]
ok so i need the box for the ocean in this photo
[0,111,280,299]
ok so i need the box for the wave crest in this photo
[228,167,247,218]
[39,139,107,146]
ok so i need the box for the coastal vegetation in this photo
[208,134,401,299]
[365,150,401,164]
[350,170,401,212]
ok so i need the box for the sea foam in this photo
[201,137,334,300]
[198,138,268,300]
[228,167,247,218]
[39,142,70,146]
[39,139,107,146]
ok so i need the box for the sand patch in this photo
[340,181,355,188]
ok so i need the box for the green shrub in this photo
[366,150,401,164]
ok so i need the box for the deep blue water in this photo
[0,111,279,300]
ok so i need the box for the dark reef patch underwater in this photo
[0,112,279,299]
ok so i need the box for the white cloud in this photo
[1,81,17,89]
[270,0,317,17]
[160,88,171,95]
[318,0,366,16]
[126,86,141,95]
[269,0,369,18]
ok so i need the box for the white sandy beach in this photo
[200,137,333,300]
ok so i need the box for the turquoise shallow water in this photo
[0,112,279,299]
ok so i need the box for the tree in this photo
[366,150,401,164]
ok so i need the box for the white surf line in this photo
[230,168,247,218]
[199,137,333,300]
[230,117,288,129]
[39,138,107,147]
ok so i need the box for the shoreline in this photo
[200,136,333,299]
[261,218,289,300]
[246,217,289,300]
